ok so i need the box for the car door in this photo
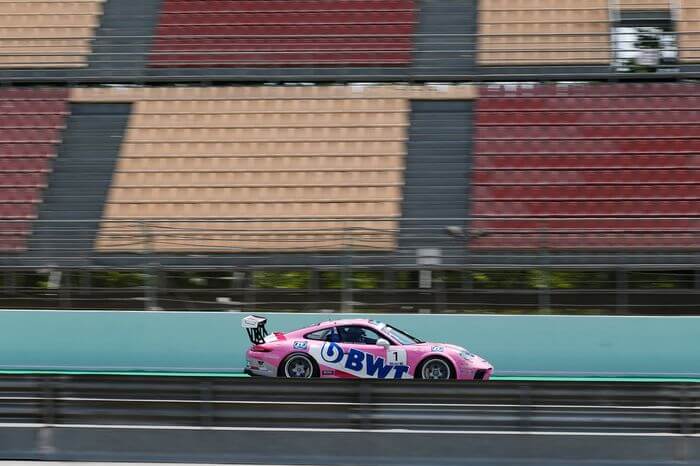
[333,325,409,379]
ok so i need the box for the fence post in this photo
[341,223,353,313]
[38,378,56,457]
[140,221,159,311]
[616,268,629,314]
[538,227,551,314]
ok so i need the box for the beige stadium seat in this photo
[679,1,700,62]
[617,0,671,8]
[478,0,611,65]
[0,1,104,68]
[96,87,419,252]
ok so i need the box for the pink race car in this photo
[242,315,493,380]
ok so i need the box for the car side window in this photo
[304,328,336,342]
[336,326,383,345]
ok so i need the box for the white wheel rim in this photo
[422,359,450,380]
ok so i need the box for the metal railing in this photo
[0,375,696,433]
[1,217,699,313]
[0,375,697,464]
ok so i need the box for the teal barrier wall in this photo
[0,310,698,377]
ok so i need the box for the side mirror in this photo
[376,338,390,350]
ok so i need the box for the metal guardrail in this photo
[0,375,697,464]
[0,376,697,434]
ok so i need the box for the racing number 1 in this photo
[387,348,407,366]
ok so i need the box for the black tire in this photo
[416,357,455,380]
[279,353,318,378]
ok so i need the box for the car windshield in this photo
[383,324,424,345]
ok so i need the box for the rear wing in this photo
[242,315,268,344]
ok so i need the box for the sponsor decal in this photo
[317,342,410,379]
[293,341,308,350]
[322,370,335,376]
[431,346,444,352]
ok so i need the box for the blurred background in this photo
[0,0,699,465]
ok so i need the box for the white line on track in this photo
[1,423,698,437]
[0,396,696,410]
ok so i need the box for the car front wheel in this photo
[418,357,453,380]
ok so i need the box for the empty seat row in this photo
[471,218,699,231]
[474,154,700,169]
[97,86,413,252]
[472,185,700,200]
[472,200,700,216]
[157,11,415,24]
[0,158,51,172]
[479,83,699,97]
[0,1,104,69]
[477,125,700,139]
[151,0,416,67]
[0,128,62,142]
[478,96,700,111]
[0,173,47,187]
[471,234,700,250]
[478,0,700,65]
[0,203,38,219]
[113,170,403,186]
[161,0,413,13]
[109,186,402,202]
[473,169,700,184]
[0,143,62,157]
[473,82,700,249]
[0,115,67,128]
[0,88,69,252]
[477,110,700,125]
[154,24,413,36]
[0,100,68,114]
[477,0,609,65]
[0,187,43,202]
[475,139,700,154]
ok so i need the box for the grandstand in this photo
[0,0,698,313]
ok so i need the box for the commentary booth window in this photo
[612,9,678,73]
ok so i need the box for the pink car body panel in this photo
[244,318,493,380]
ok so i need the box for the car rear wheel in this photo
[282,354,315,378]
[419,358,453,380]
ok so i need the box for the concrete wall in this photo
[1,310,698,377]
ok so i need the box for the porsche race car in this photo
[242,315,493,380]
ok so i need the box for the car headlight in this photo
[459,351,475,361]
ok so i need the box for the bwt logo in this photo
[320,342,409,379]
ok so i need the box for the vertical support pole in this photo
[384,268,395,312]
[309,268,320,312]
[141,221,159,311]
[435,270,446,313]
[79,269,90,298]
[6,270,16,295]
[538,227,551,314]
[341,223,353,313]
[244,269,256,313]
[616,268,629,314]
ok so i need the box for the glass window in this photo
[305,328,336,341]
[383,324,423,345]
[336,326,383,345]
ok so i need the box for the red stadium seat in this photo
[0,88,68,252]
[473,83,700,250]
[150,0,417,67]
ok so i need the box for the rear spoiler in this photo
[242,315,268,344]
